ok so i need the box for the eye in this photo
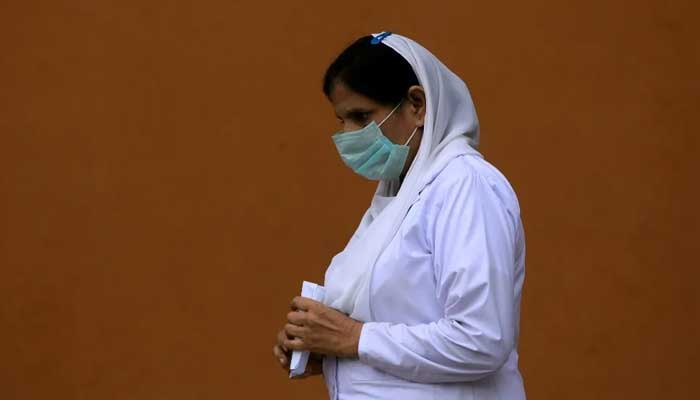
[349,111,371,123]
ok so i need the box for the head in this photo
[323,35,427,180]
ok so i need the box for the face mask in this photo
[332,101,419,181]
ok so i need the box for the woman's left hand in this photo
[284,296,364,358]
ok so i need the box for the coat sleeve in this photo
[357,171,519,383]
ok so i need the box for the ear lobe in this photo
[408,102,424,128]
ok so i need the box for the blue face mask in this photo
[332,101,419,181]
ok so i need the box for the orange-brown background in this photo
[1,1,698,399]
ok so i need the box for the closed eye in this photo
[348,111,371,124]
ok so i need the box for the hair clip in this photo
[371,31,393,44]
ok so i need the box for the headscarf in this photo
[323,32,482,321]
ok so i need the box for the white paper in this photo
[289,281,326,378]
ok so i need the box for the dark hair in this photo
[322,35,419,106]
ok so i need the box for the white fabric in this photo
[322,153,526,399]
[323,32,482,321]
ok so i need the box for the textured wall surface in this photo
[1,1,698,398]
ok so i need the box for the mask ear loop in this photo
[403,126,419,146]
[377,100,404,128]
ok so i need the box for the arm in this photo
[357,172,518,383]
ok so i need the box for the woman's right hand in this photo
[273,328,323,379]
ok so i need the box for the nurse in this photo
[273,32,526,399]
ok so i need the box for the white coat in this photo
[322,152,526,399]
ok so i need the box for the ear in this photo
[406,85,426,127]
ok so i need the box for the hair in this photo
[322,35,419,106]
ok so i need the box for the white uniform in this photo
[320,32,526,398]
[322,151,526,399]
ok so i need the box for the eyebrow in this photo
[336,107,373,119]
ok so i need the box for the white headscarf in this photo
[323,32,482,321]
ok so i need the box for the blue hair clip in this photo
[371,31,393,44]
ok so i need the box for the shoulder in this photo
[421,154,521,216]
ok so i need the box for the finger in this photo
[284,336,305,351]
[284,323,305,339]
[276,330,289,352]
[287,310,307,326]
[272,345,288,367]
[290,296,322,312]
[290,296,308,311]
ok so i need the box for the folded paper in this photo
[289,281,326,378]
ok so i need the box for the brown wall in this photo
[1,1,698,399]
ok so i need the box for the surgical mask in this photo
[332,101,419,181]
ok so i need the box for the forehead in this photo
[329,81,382,114]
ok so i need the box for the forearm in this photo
[357,318,513,383]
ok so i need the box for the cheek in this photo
[381,118,410,142]
[342,122,364,132]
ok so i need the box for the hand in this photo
[273,329,323,379]
[283,296,363,358]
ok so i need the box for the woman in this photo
[273,32,526,399]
